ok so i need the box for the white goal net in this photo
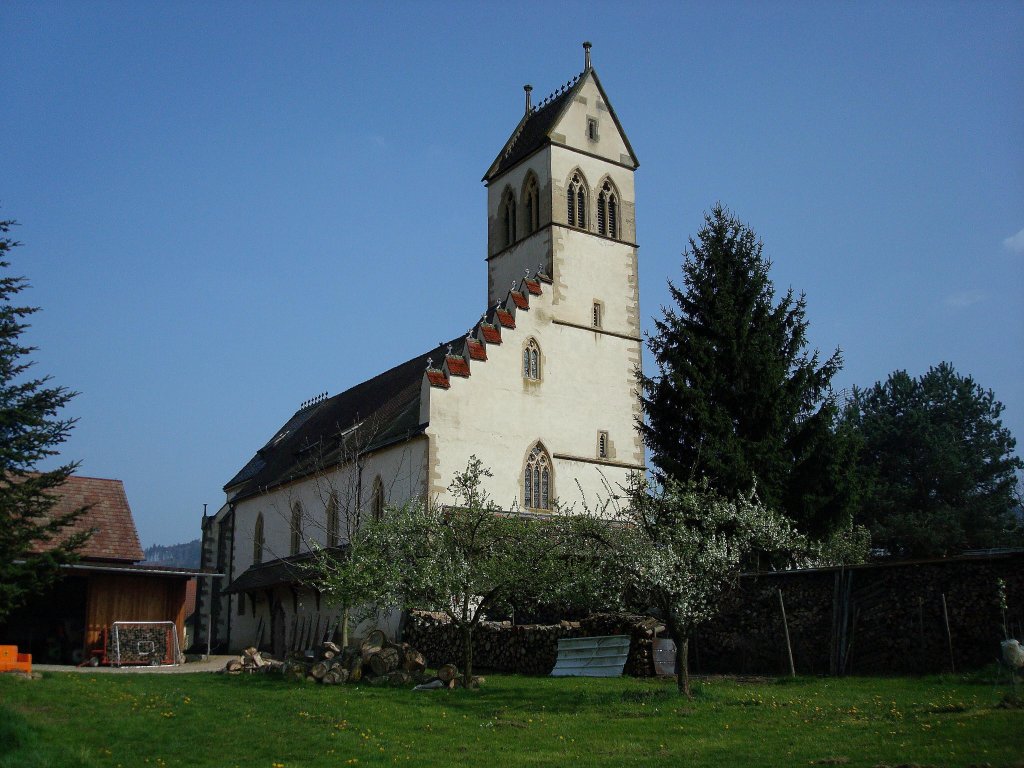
[111,621,181,667]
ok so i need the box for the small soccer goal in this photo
[110,621,181,667]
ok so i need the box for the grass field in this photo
[1,670,1021,767]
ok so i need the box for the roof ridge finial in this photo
[524,84,533,115]
[583,41,592,71]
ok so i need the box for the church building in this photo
[196,44,644,654]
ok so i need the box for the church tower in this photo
[482,42,640,342]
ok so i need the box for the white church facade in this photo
[196,44,645,654]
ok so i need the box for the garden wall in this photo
[693,550,1024,676]
[401,551,1023,677]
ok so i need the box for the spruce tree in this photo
[639,204,852,537]
[0,219,89,622]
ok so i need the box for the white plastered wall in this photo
[423,284,643,513]
[225,438,428,650]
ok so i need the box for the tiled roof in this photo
[511,291,528,309]
[30,476,144,563]
[467,339,487,361]
[426,369,450,389]
[446,355,470,377]
[524,278,542,295]
[496,309,516,328]
[481,324,502,344]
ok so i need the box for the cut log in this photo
[224,659,243,674]
[436,663,459,683]
[360,629,386,662]
[369,646,400,676]
[310,661,329,680]
[402,648,426,673]
[322,641,341,655]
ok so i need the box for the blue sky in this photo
[3,1,1022,547]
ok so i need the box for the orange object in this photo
[0,645,32,675]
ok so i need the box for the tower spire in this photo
[524,84,533,115]
[583,41,592,71]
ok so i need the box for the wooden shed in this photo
[0,475,209,664]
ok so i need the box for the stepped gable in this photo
[225,341,451,502]
[227,278,545,495]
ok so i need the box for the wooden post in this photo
[778,589,796,678]
[941,593,955,673]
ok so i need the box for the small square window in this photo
[587,118,599,141]
[592,302,602,329]
[598,431,609,459]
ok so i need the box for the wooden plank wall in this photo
[84,574,188,652]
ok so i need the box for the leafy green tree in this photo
[0,219,89,622]
[843,362,1023,558]
[639,204,852,537]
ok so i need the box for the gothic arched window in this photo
[502,189,517,247]
[523,443,553,511]
[523,175,540,234]
[371,476,384,520]
[290,502,303,556]
[567,173,586,228]
[326,491,339,547]
[253,513,265,565]
[597,180,618,238]
[522,338,540,380]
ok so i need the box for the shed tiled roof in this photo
[511,291,528,309]
[30,476,144,563]
[496,309,516,328]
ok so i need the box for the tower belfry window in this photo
[598,181,618,238]
[502,190,517,247]
[567,173,586,229]
[523,175,539,234]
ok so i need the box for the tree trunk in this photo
[666,616,691,698]
[678,638,691,698]
[461,624,473,689]
[341,607,350,649]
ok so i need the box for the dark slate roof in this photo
[222,548,344,594]
[483,77,581,183]
[224,336,465,503]
[482,68,639,183]
[29,475,144,563]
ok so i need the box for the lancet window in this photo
[523,443,552,511]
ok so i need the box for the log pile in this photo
[693,553,1024,676]
[219,636,445,687]
[404,611,669,676]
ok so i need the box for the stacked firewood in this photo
[222,646,285,675]
[404,611,584,675]
[220,633,445,688]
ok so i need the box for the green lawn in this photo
[1,670,1021,767]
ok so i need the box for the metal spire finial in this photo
[583,41,592,71]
